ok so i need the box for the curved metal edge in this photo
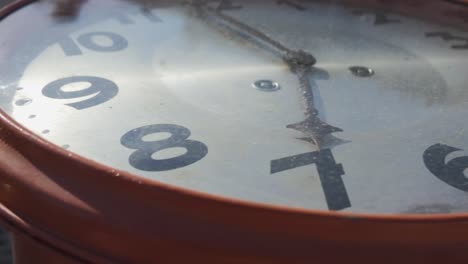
[444,0,468,8]
[0,0,468,228]
[0,202,113,264]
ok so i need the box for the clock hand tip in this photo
[286,118,343,147]
[287,118,342,132]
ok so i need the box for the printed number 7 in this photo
[271,149,351,211]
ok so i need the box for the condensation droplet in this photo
[253,80,280,91]
[15,98,32,106]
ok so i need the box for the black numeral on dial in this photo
[115,12,162,24]
[425,31,468,49]
[271,149,351,211]
[58,31,128,56]
[424,143,468,192]
[276,0,306,11]
[121,124,208,171]
[352,10,400,25]
[42,76,118,109]
[214,0,242,11]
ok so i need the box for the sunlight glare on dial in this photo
[157,64,286,83]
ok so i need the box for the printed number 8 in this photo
[121,124,208,171]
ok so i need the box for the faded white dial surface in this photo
[0,0,468,214]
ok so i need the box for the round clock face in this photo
[0,0,468,214]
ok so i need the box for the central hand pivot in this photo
[194,1,343,148]
[283,50,317,73]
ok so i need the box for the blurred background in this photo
[0,2,14,264]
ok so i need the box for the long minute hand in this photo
[193,1,343,148]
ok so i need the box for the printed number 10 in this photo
[58,31,128,56]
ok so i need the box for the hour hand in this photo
[283,52,343,148]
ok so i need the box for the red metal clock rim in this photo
[1,0,468,224]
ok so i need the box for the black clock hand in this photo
[205,4,292,54]
[285,57,343,148]
[190,0,292,57]
[192,1,343,148]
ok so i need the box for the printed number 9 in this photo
[42,76,118,109]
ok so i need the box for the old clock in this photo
[0,0,467,263]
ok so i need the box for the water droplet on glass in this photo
[253,80,280,91]
[15,98,32,106]
[349,66,375,78]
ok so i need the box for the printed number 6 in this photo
[424,143,468,192]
